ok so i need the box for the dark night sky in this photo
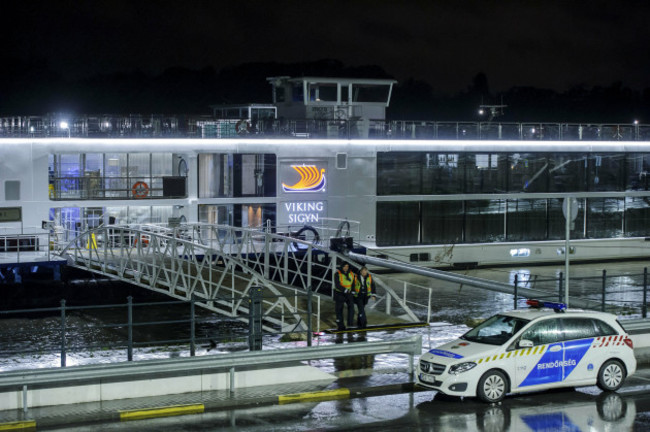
[4,0,650,94]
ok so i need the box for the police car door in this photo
[558,317,601,383]
[514,318,565,391]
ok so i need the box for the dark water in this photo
[1,261,647,371]
[0,275,248,371]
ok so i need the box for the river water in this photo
[0,260,647,372]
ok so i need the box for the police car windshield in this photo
[461,315,530,346]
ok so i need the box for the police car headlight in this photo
[449,362,477,375]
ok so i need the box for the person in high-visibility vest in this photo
[353,266,376,328]
[334,262,356,330]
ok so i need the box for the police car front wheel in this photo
[477,370,509,403]
[597,359,626,392]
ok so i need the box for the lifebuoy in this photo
[235,120,251,134]
[134,235,149,247]
[132,181,149,198]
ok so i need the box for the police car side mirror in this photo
[519,339,533,348]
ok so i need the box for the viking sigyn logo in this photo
[282,165,326,193]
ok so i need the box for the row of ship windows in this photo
[376,198,650,246]
[45,151,650,200]
[377,152,650,195]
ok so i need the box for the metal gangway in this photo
[53,221,421,332]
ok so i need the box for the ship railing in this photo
[3,115,650,141]
[0,229,56,264]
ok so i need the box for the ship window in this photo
[336,153,347,169]
[625,196,650,237]
[421,201,463,244]
[548,198,585,240]
[199,153,232,198]
[587,198,624,239]
[351,84,390,103]
[309,84,337,102]
[409,253,430,262]
[626,153,650,191]
[341,85,349,103]
[507,153,549,193]
[292,83,304,102]
[548,153,586,192]
[5,181,20,201]
[465,200,505,243]
[586,153,625,192]
[376,202,420,246]
[506,199,547,241]
[274,87,285,103]
[377,152,422,195]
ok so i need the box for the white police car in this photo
[417,301,637,403]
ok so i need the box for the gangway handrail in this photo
[52,223,423,328]
[349,252,607,311]
[0,335,422,389]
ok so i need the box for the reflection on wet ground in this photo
[43,382,650,431]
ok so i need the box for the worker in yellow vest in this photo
[353,266,376,328]
[334,262,356,331]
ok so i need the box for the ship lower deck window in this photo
[410,253,430,262]
[377,197,650,247]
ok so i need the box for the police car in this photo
[417,300,637,403]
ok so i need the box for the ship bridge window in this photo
[274,87,286,103]
[351,84,390,103]
[292,83,304,102]
[308,83,337,102]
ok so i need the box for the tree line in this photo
[1,58,648,123]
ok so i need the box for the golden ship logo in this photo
[282,165,326,193]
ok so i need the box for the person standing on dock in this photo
[334,263,356,331]
[353,266,376,329]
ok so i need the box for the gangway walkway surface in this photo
[53,223,421,332]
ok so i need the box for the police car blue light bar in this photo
[526,299,567,310]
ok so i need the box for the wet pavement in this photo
[11,366,650,431]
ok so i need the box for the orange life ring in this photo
[134,235,149,247]
[235,120,251,134]
[132,181,149,198]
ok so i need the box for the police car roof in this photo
[500,307,614,321]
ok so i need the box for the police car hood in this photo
[422,339,500,364]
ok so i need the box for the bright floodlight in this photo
[478,109,485,115]
[60,121,69,129]
[634,120,639,125]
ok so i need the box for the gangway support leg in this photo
[248,287,263,351]
[307,286,313,347]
